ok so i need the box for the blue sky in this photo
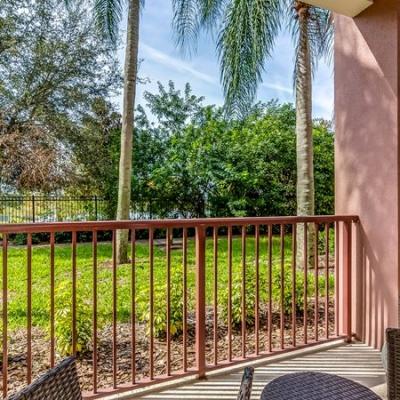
[119,1,334,120]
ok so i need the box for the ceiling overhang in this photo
[304,0,373,17]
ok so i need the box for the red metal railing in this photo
[0,216,357,398]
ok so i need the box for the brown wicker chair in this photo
[237,366,254,400]
[386,328,400,400]
[6,357,82,400]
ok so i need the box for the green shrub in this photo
[11,233,41,245]
[136,266,188,338]
[318,227,335,255]
[52,282,92,356]
[218,267,256,326]
[218,262,307,326]
[134,261,333,336]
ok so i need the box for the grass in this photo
[0,234,333,336]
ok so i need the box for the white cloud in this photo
[140,43,217,85]
[262,82,293,95]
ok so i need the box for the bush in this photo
[135,260,334,336]
[136,266,188,338]
[11,233,42,245]
[52,282,92,356]
[318,227,335,255]
[218,262,307,327]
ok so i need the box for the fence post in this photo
[31,195,35,223]
[195,225,206,378]
[94,196,98,221]
[343,220,352,343]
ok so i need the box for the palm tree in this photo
[172,0,332,258]
[71,0,141,263]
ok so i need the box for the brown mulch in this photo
[2,302,336,396]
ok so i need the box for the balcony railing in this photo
[0,216,357,399]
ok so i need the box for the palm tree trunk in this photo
[116,0,140,264]
[295,2,315,266]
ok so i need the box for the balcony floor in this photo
[134,342,385,400]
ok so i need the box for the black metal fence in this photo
[0,196,108,223]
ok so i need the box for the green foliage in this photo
[52,282,92,356]
[318,227,335,255]
[12,233,40,246]
[133,96,334,218]
[136,266,187,338]
[69,99,121,218]
[0,0,120,193]
[218,263,307,327]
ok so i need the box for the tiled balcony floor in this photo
[133,342,385,400]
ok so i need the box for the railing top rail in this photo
[0,215,359,233]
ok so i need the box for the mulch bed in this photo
[2,301,336,396]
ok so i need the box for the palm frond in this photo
[218,0,281,116]
[198,0,225,31]
[307,7,333,64]
[94,0,125,43]
[172,0,201,54]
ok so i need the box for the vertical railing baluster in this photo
[292,224,297,348]
[335,222,340,337]
[227,226,233,362]
[241,226,246,358]
[255,225,260,355]
[303,223,308,344]
[149,228,154,380]
[50,232,55,368]
[166,228,171,376]
[325,223,330,339]
[314,223,319,342]
[2,233,8,398]
[195,225,206,378]
[213,226,218,366]
[182,228,188,372]
[71,231,77,356]
[27,233,32,384]
[92,230,98,393]
[131,229,136,384]
[280,224,285,349]
[112,230,117,388]
[268,225,273,353]
[343,221,352,343]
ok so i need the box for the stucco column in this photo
[335,0,399,348]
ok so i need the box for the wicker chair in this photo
[237,366,254,400]
[386,328,400,400]
[7,357,82,400]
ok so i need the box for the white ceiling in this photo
[304,0,373,17]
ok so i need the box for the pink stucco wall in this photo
[335,0,399,348]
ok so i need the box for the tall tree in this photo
[90,0,141,263]
[0,0,119,193]
[172,0,332,257]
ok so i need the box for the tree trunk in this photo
[295,2,315,266]
[116,0,140,264]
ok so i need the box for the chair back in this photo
[237,366,254,400]
[6,357,82,400]
[386,328,400,400]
